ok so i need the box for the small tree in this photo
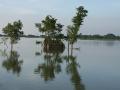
[35,15,63,37]
[67,6,88,44]
[2,20,23,50]
[67,6,88,55]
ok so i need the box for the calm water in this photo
[0,38,120,90]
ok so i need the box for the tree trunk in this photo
[10,39,13,53]
[71,44,73,56]
[68,41,70,62]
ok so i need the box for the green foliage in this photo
[67,6,88,44]
[2,20,23,44]
[35,15,63,36]
[67,25,78,44]
[72,6,88,28]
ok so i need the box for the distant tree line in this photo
[77,33,120,40]
[0,32,120,40]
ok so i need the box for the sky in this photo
[0,0,120,35]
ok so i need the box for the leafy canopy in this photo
[2,20,23,43]
[67,6,88,44]
[35,15,63,36]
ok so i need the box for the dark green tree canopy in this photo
[72,6,88,28]
[35,15,63,36]
[2,20,23,43]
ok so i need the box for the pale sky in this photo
[0,0,120,35]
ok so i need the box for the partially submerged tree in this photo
[35,15,63,37]
[67,6,88,54]
[2,20,23,50]
[67,6,88,44]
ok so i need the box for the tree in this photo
[67,6,88,44]
[67,25,78,45]
[35,15,63,37]
[67,6,88,54]
[2,20,23,50]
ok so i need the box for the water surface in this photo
[0,38,120,90]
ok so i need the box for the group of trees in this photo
[1,6,87,89]
[1,6,88,49]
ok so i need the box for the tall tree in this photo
[67,6,88,54]
[67,6,88,44]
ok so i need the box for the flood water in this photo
[0,38,120,90]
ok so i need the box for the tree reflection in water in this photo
[35,38,85,90]
[64,55,85,90]
[35,38,64,81]
[2,50,23,76]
